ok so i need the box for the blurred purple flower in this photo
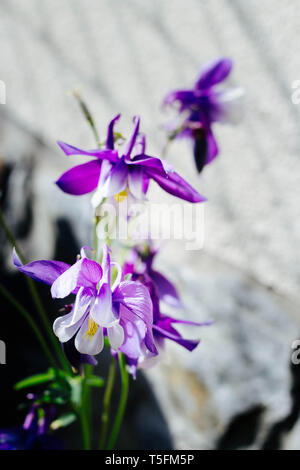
[123,299,212,378]
[121,245,212,376]
[164,58,243,172]
[13,245,157,358]
[56,115,206,204]
[123,244,182,309]
[0,402,61,450]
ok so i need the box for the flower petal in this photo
[106,114,121,150]
[164,90,195,110]
[51,258,102,298]
[150,270,182,308]
[91,159,113,207]
[215,87,244,125]
[113,280,152,325]
[153,315,212,351]
[128,167,144,200]
[75,317,104,355]
[101,245,111,284]
[205,128,219,165]
[127,155,173,175]
[53,289,93,342]
[195,58,233,90]
[145,168,206,203]
[53,312,84,343]
[113,280,157,355]
[133,133,146,156]
[119,310,147,359]
[62,338,98,370]
[123,116,140,157]
[56,160,102,195]
[13,248,70,286]
[57,141,118,162]
[153,323,199,351]
[101,158,128,198]
[142,173,150,195]
[79,258,103,285]
[192,127,218,172]
[107,323,125,350]
[90,284,117,327]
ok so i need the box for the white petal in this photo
[91,188,104,208]
[128,167,144,200]
[53,289,92,343]
[53,312,83,343]
[218,87,244,125]
[90,284,117,327]
[70,287,92,324]
[91,160,112,208]
[75,316,104,355]
[107,323,125,350]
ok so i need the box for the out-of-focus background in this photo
[0,0,300,450]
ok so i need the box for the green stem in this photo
[73,91,100,145]
[26,275,71,374]
[0,283,57,369]
[99,358,116,450]
[80,365,92,450]
[80,410,90,450]
[107,353,129,450]
[0,208,71,374]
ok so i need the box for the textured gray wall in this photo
[1,0,299,449]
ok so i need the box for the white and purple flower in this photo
[55,115,206,205]
[121,245,212,376]
[13,245,157,358]
[164,57,243,172]
[123,244,182,309]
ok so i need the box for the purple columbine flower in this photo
[121,246,212,376]
[152,309,212,353]
[0,401,62,450]
[123,298,212,377]
[55,115,206,205]
[123,244,182,309]
[164,58,243,172]
[13,245,157,358]
[57,304,98,371]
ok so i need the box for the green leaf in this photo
[50,412,77,431]
[14,368,56,390]
[67,376,82,407]
[86,375,104,388]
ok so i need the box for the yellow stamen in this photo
[114,189,128,203]
[85,318,98,340]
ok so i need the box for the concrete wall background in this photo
[1,0,299,449]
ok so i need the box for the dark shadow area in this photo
[262,358,300,450]
[217,405,265,450]
[0,160,173,449]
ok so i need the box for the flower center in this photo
[114,189,128,203]
[85,318,98,339]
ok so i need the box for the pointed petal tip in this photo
[12,247,23,268]
[196,194,207,203]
